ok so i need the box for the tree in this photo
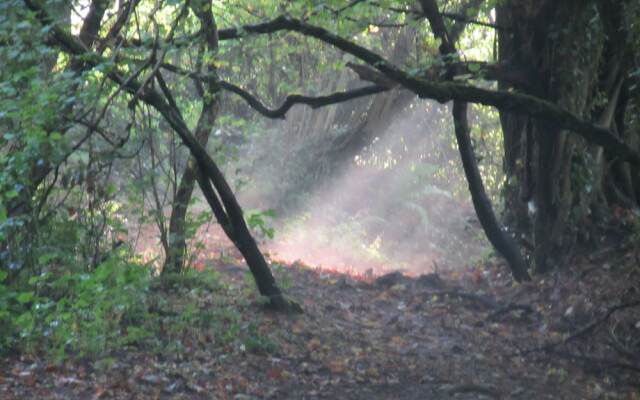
[163,1,220,275]
[20,0,302,312]
[496,1,640,272]
[419,0,529,281]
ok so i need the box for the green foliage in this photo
[246,209,276,239]
[1,260,279,361]
[150,269,279,358]
[0,255,151,360]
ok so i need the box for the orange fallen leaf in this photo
[306,338,321,352]
[266,367,283,381]
[327,359,346,374]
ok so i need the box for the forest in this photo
[1,0,639,398]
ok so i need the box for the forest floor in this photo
[1,243,639,399]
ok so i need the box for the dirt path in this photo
[1,254,639,399]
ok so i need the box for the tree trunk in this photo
[497,0,638,273]
[153,2,300,312]
[420,0,530,281]
[162,2,220,275]
[453,102,530,281]
[162,101,218,274]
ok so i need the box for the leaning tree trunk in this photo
[162,3,221,275]
[497,1,638,273]
[152,2,300,312]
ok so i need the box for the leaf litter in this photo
[1,249,639,399]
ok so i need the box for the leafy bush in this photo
[0,255,152,360]
[1,255,280,362]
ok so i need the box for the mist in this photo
[234,97,493,276]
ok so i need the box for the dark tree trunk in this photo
[453,102,530,281]
[497,0,639,273]
[162,7,221,275]
[157,2,300,312]
[152,1,299,312]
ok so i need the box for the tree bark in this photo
[162,101,218,274]
[163,2,220,275]
[497,0,639,272]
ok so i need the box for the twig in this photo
[445,383,501,398]
[547,349,640,373]
[516,300,640,356]
[487,303,536,321]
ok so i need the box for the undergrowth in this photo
[0,258,279,363]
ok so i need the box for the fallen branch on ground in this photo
[548,349,640,374]
[516,300,640,356]
[445,383,501,398]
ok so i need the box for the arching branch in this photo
[104,13,636,164]
[159,62,389,119]
[218,82,388,119]
[421,0,530,281]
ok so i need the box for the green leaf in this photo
[105,183,117,196]
[0,270,7,282]
[16,292,34,304]
[38,253,56,265]
[468,63,481,72]
[16,21,32,30]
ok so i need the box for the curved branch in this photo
[218,17,291,41]
[421,0,530,281]
[219,81,388,119]
[442,12,509,32]
[159,62,389,119]
[108,14,637,165]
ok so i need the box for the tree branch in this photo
[159,62,389,119]
[517,300,640,356]
[442,12,509,32]
[420,0,530,281]
[214,15,640,166]
[219,81,388,119]
[108,14,637,166]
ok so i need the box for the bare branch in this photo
[442,12,509,32]
[159,62,389,119]
[516,300,640,357]
[219,81,388,119]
